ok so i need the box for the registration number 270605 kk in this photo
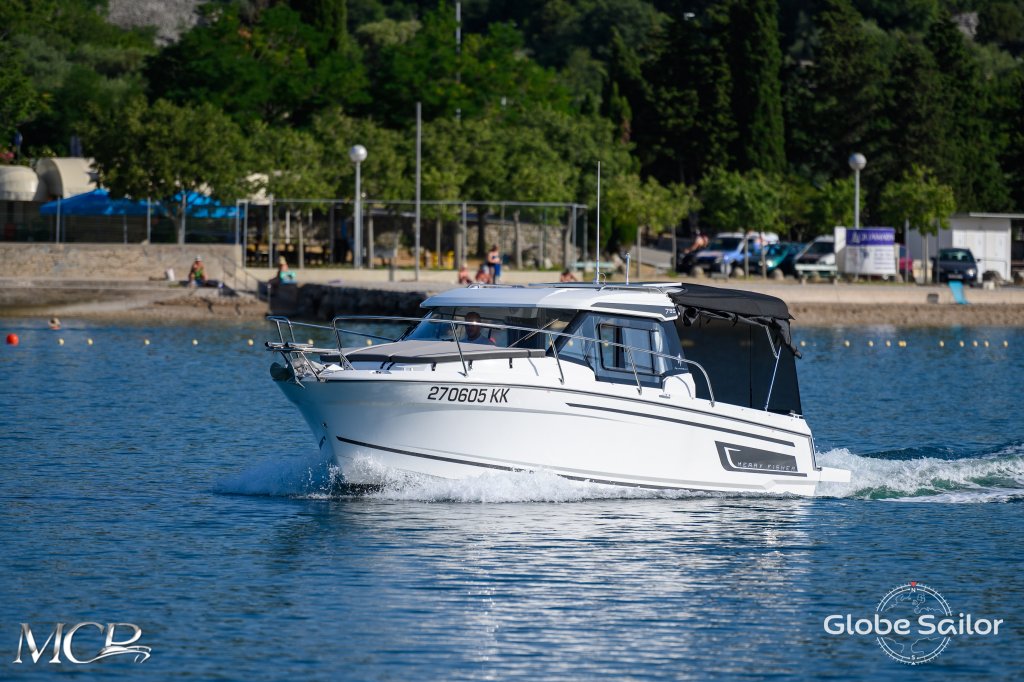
[426,386,510,403]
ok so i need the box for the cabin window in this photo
[557,313,685,388]
[598,324,657,374]
[407,307,576,348]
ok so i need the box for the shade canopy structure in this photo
[39,189,243,218]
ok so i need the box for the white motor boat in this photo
[267,282,850,495]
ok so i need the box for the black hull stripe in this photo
[335,436,694,491]
[320,378,810,439]
[565,403,795,447]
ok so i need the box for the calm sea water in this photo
[1,318,1021,680]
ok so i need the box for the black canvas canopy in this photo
[668,283,792,320]
[669,283,802,413]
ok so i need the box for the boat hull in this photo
[278,373,835,496]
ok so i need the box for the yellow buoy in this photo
[1004,341,1009,347]
[799,340,806,347]
[247,339,254,346]
[972,340,979,347]
[867,340,874,347]
[87,338,93,346]
[885,340,891,347]
[144,339,150,346]
[939,340,945,347]
[366,339,374,346]
[898,340,907,348]
[984,340,990,347]
[843,340,850,347]
[58,338,64,346]
[192,339,198,346]
[308,339,314,345]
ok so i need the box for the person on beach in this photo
[48,317,61,330]
[487,244,502,283]
[475,263,492,284]
[559,269,578,283]
[188,255,207,286]
[457,263,472,285]
[464,311,495,344]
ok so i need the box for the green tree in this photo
[146,4,367,127]
[648,3,736,184]
[880,164,956,235]
[784,0,885,181]
[291,0,349,50]
[872,34,947,216]
[925,13,1010,211]
[807,177,858,237]
[699,168,783,233]
[250,124,331,200]
[88,97,253,244]
[728,0,786,173]
[0,43,39,154]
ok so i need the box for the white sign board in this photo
[841,227,896,276]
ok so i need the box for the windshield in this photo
[939,249,973,262]
[803,241,833,256]
[406,307,578,349]
[706,237,743,251]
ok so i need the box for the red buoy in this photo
[6,333,19,346]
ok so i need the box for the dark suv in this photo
[932,248,979,284]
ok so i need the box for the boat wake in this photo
[215,443,1024,504]
[816,441,1024,503]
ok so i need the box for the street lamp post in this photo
[349,144,368,267]
[849,153,867,229]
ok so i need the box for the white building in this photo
[906,213,1024,283]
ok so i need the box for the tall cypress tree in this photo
[787,0,884,180]
[648,3,736,185]
[925,13,1010,211]
[728,0,786,173]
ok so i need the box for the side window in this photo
[598,324,656,374]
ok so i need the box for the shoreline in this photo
[4,276,1024,327]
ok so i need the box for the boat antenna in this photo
[594,161,601,284]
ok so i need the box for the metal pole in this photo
[56,197,61,243]
[854,168,860,230]
[328,202,335,264]
[461,202,467,270]
[354,163,362,267]
[243,200,249,268]
[147,198,152,243]
[594,162,601,283]
[268,196,275,269]
[415,101,422,281]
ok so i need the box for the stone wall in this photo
[0,243,243,283]
[289,284,432,321]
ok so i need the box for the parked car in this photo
[789,236,836,278]
[931,248,979,284]
[751,242,803,276]
[690,232,779,277]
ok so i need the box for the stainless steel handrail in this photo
[267,314,716,406]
